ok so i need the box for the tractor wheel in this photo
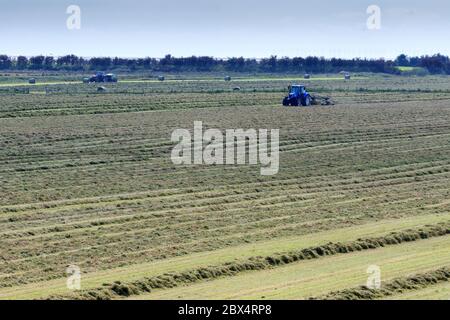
[305,96,311,107]
[303,95,312,106]
[292,99,299,106]
[282,97,290,106]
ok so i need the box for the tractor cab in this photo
[289,85,306,97]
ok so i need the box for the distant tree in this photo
[225,57,245,72]
[139,57,156,69]
[330,58,345,69]
[29,55,45,69]
[291,57,305,72]
[260,56,277,72]
[17,56,28,69]
[395,54,409,66]
[112,57,127,68]
[90,57,112,70]
[56,54,80,69]
[278,57,291,72]
[44,56,55,70]
[420,54,449,74]
[5,52,450,75]
[159,54,174,71]
[304,56,320,72]
[196,56,216,71]
[0,55,12,69]
[409,57,421,67]
[126,58,137,70]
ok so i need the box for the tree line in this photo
[0,53,449,74]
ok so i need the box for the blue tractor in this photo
[282,85,313,106]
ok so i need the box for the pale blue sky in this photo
[1,0,449,58]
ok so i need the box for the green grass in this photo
[385,282,450,300]
[394,66,428,72]
[395,66,418,72]
[135,236,450,300]
[1,213,448,299]
[394,66,428,75]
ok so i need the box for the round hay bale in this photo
[82,77,90,84]
[344,73,351,80]
[97,86,107,92]
[158,76,165,81]
[224,76,231,81]
[304,73,311,79]
[28,78,36,84]
[233,86,241,91]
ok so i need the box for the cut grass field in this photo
[0,73,450,300]
[0,75,363,88]
[314,266,450,300]
[134,236,450,300]
[385,281,450,300]
[1,213,448,299]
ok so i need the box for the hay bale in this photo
[158,76,165,81]
[224,76,231,81]
[97,86,107,92]
[82,78,90,84]
[233,86,241,91]
[28,78,36,84]
[304,74,311,79]
[344,73,351,80]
